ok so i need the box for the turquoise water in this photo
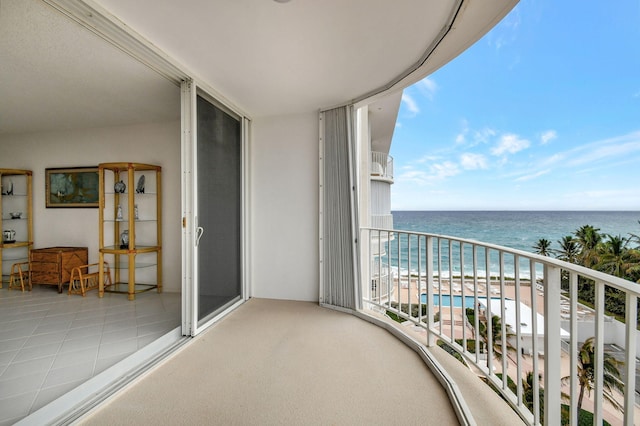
[385,211,640,279]
[392,211,640,253]
[421,294,482,308]
[420,294,505,308]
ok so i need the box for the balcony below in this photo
[79,298,523,425]
[371,151,393,183]
[370,214,393,230]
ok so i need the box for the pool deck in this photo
[391,277,633,426]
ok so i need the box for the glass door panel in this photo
[195,94,242,324]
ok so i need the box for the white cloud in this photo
[415,155,441,164]
[473,127,497,145]
[453,122,496,147]
[515,169,550,182]
[540,130,557,145]
[416,77,438,100]
[567,138,640,167]
[397,161,459,185]
[491,134,530,156]
[454,119,469,145]
[487,6,521,50]
[460,153,488,170]
[430,161,460,179]
[401,93,419,116]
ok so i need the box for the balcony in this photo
[363,227,640,425]
[75,298,523,425]
[370,152,393,183]
[27,229,639,425]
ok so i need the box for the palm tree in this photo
[597,234,631,278]
[628,220,640,249]
[477,313,516,361]
[522,371,544,419]
[561,337,624,414]
[555,235,580,264]
[624,252,640,283]
[574,225,602,268]
[533,238,552,257]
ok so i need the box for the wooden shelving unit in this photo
[98,162,162,300]
[0,169,33,287]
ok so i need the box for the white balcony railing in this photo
[370,214,393,230]
[362,227,639,426]
[371,151,393,181]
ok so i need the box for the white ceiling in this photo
[0,0,517,136]
[0,0,180,136]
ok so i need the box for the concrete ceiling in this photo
[0,0,517,136]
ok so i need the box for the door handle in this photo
[195,226,204,246]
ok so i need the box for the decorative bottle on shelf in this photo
[120,230,129,249]
[116,204,123,221]
[136,175,145,193]
[114,180,126,193]
[134,204,139,220]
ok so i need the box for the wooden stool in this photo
[9,262,31,291]
[68,262,112,296]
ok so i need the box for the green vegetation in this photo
[388,302,428,322]
[560,405,612,426]
[534,221,640,323]
[465,307,516,361]
[533,238,553,257]
[436,339,467,366]
[561,337,624,415]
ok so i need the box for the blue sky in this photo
[390,1,640,211]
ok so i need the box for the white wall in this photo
[0,121,182,292]
[250,113,319,301]
[567,318,640,358]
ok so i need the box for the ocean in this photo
[385,211,640,279]
[391,211,640,254]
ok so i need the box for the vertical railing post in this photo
[514,256,523,408]
[624,292,637,426]
[569,272,578,426]
[485,247,493,376]
[473,245,480,366]
[407,234,412,323]
[386,231,392,309]
[426,236,435,346]
[418,235,423,325]
[543,264,561,425]
[530,260,540,425]
[499,251,507,391]
[594,281,605,425]
[460,242,467,355]
[361,228,371,307]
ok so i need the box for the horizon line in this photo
[390,209,640,212]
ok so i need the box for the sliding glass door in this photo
[195,94,242,323]
[182,82,246,335]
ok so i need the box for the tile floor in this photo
[0,284,180,426]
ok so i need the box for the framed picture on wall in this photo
[45,167,99,208]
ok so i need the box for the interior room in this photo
[0,1,183,422]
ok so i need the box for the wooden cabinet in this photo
[0,169,33,287]
[30,247,88,293]
[98,162,162,300]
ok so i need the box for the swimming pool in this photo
[420,294,487,308]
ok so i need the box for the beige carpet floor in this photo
[79,298,462,425]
